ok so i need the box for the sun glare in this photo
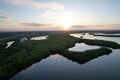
[60,19,74,30]
[54,17,77,31]
[63,23,71,30]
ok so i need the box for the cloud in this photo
[0,10,11,21]
[40,10,72,17]
[110,24,120,27]
[71,24,120,30]
[21,23,51,27]
[0,10,6,14]
[40,10,55,17]
[72,25,87,27]
[0,15,11,20]
[5,0,64,10]
[107,24,120,28]
[90,24,120,27]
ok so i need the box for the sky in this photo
[0,0,120,31]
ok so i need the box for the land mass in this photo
[0,32,120,79]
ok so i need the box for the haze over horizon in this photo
[0,0,120,31]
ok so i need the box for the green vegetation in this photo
[94,34,120,37]
[76,39,120,49]
[0,41,7,50]
[61,47,112,64]
[0,32,120,79]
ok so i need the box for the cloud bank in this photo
[22,23,51,27]
[0,15,11,20]
[5,0,64,10]
[72,25,87,27]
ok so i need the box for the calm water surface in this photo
[5,41,14,49]
[30,35,48,40]
[70,33,120,44]
[68,43,100,52]
[10,33,120,80]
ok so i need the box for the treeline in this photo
[94,34,120,37]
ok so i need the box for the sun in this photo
[63,23,72,30]
[60,20,74,30]
[54,17,77,31]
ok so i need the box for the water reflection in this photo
[30,35,48,40]
[10,47,112,80]
[10,52,114,80]
[70,33,120,44]
[10,54,80,80]
[5,41,14,49]
[69,43,100,52]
